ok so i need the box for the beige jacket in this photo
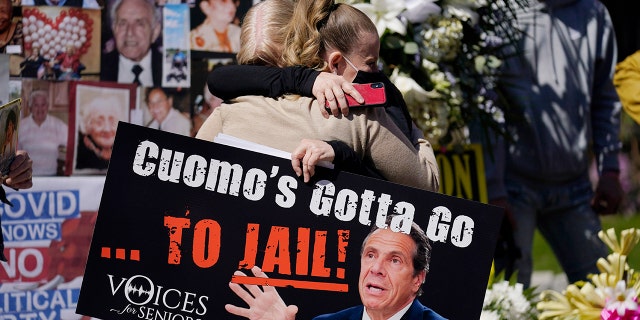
[196,95,439,191]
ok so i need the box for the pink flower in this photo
[601,308,640,320]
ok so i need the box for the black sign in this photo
[77,123,503,320]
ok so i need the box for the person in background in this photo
[226,218,446,320]
[76,96,126,170]
[101,0,162,87]
[18,90,68,176]
[482,0,623,288]
[145,87,191,136]
[190,0,241,52]
[611,50,640,215]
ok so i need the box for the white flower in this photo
[348,0,525,145]
[442,5,479,25]
[353,0,407,36]
[483,280,537,320]
[480,310,500,320]
[390,69,433,105]
[604,280,639,316]
[537,228,640,319]
[390,69,449,140]
[401,0,441,24]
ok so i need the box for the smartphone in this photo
[326,82,387,108]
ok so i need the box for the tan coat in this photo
[196,95,439,191]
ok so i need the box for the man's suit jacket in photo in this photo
[312,299,447,320]
[100,48,162,87]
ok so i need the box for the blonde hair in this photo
[280,0,378,70]
[236,0,293,66]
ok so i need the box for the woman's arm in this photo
[207,65,363,117]
[290,139,384,183]
[207,65,318,100]
[325,140,384,178]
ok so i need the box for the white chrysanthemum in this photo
[352,0,407,36]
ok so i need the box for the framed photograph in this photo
[19,79,70,176]
[20,7,102,80]
[67,81,136,175]
[100,0,163,87]
[162,4,191,87]
[189,0,252,57]
[141,86,192,137]
[0,99,22,176]
[0,98,21,176]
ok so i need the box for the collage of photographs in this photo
[0,0,255,175]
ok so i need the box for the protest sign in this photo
[77,122,503,320]
[0,185,96,319]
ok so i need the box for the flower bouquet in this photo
[342,0,526,146]
[481,267,539,320]
[536,228,640,320]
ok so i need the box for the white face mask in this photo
[343,54,360,72]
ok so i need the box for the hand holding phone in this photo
[326,82,386,108]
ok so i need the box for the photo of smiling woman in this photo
[70,82,135,175]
